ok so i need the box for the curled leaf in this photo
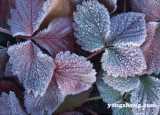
[0,91,27,115]
[8,40,55,96]
[33,17,75,57]
[54,51,96,95]
[73,0,111,52]
[99,0,117,13]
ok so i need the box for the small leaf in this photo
[59,111,83,115]
[99,0,117,13]
[141,22,160,75]
[0,91,27,115]
[8,40,55,96]
[33,17,75,57]
[101,12,147,77]
[8,0,50,37]
[54,88,92,114]
[73,0,111,52]
[103,72,140,92]
[54,51,96,95]
[4,62,15,77]
[24,77,65,115]
[0,47,9,77]
[130,75,160,115]
[130,0,160,21]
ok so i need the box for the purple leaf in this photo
[0,91,27,115]
[54,51,96,95]
[8,0,50,37]
[141,22,160,75]
[99,0,117,13]
[101,12,147,77]
[7,40,55,96]
[130,0,160,21]
[73,0,111,52]
[33,17,75,57]
[4,62,15,77]
[0,47,9,77]
[24,77,65,115]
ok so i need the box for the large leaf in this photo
[0,47,9,77]
[101,12,147,77]
[54,51,96,95]
[130,0,160,21]
[54,88,92,114]
[141,22,160,75]
[130,75,160,115]
[0,0,15,29]
[7,40,55,96]
[96,70,134,115]
[33,17,75,57]
[0,91,27,115]
[99,0,117,13]
[24,77,65,115]
[8,0,50,37]
[73,0,111,52]
[103,72,140,92]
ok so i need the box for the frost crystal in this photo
[73,0,111,52]
[0,91,27,115]
[8,40,55,96]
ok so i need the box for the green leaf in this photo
[131,75,160,115]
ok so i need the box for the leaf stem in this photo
[87,47,106,60]
[86,96,102,101]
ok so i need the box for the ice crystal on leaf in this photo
[73,0,111,52]
[141,22,160,75]
[7,40,55,97]
[131,75,160,115]
[0,91,27,115]
[131,0,160,21]
[33,17,75,57]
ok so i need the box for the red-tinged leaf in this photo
[0,0,15,29]
[130,0,160,21]
[0,47,9,77]
[0,79,22,96]
[99,0,117,13]
[59,111,83,115]
[7,40,55,96]
[54,51,96,95]
[141,22,160,75]
[33,17,75,57]
[54,88,92,114]
[0,91,27,115]
[8,0,50,37]
[24,77,65,115]
[101,12,147,77]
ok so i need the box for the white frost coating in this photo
[73,0,111,52]
[8,40,55,97]
[103,73,140,92]
[131,76,160,115]
[8,0,51,37]
[54,51,96,95]
[0,91,27,115]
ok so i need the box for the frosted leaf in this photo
[8,0,50,37]
[101,12,147,77]
[4,62,15,77]
[54,51,96,95]
[59,111,83,115]
[24,77,65,115]
[33,17,75,57]
[131,75,160,115]
[141,22,160,75]
[0,0,15,29]
[96,70,134,115]
[0,47,9,77]
[103,73,140,92]
[130,0,160,21]
[7,40,55,96]
[73,0,111,52]
[0,91,27,115]
[54,88,92,114]
[99,0,117,13]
